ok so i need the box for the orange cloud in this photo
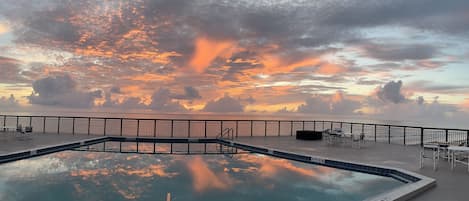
[317,63,346,75]
[332,91,344,103]
[125,73,174,82]
[0,22,9,34]
[462,98,469,110]
[257,54,325,75]
[190,37,235,73]
[236,154,332,178]
[187,156,234,192]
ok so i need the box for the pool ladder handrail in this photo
[217,127,234,140]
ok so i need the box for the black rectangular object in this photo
[296,130,323,140]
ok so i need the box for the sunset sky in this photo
[1,0,469,125]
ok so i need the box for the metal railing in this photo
[2,114,468,146]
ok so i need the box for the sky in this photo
[0,0,469,126]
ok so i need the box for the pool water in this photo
[0,142,403,201]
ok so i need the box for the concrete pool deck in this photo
[0,133,466,201]
[0,132,98,155]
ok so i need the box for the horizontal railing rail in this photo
[1,114,468,147]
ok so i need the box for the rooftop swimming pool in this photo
[0,141,406,201]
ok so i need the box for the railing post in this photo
[72,118,75,135]
[403,127,406,145]
[120,119,123,136]
[445,129,449,143]
[103,118,107,136]
[302,121,305,130]
[420,127,424,147]
[290,121,293,136]
[264,120,267,137]
[278,121,281,136]
[57,116,60,134]
[3,115,6,130]
[220,121,223,136]
[322,121,325,131]
[188,120,191,138]
[236,121,239,138]
[87,117,91,135]
[170,120,174,138]
[204,121,207,138]
[137,119,140,137]
[16,116,19,127]
[250,120,253,137]
[388,125,391,144]
[374,125,377,142]
[331,122,333,130]
[43,117,46,133]
[29,116,32,127]
[466,130,469,147]
[153,120,157,138]
[313,121,316,131]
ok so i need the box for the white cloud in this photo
[0,94,19,108]
[297,91,361,115]
[376,80,406,104]
[203,94,245,113]
[28,74,102,108]
[149,88,187,112]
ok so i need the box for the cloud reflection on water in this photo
[0,143,402,201]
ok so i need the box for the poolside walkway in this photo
[0,132,97,154]
[237,136,467,201]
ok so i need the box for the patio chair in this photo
[16,124,24,134]
[322,129,333,145]
[24,126,33,133]
[351,132,365,148]
[420,143,440,170]
[448,142,469,172]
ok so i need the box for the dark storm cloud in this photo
[408,81,469,94]
[2,0,463,76]
[3,0,468,57]
[28,74,102,108]
[149,88,187,112]
[356,78,383,86]
[172,86,202,100]
[320,0,469,34]
[362,43,439,61]
[376,80,406,104]
[0,56,28,83]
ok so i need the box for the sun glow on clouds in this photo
[463,98,469,110]
[0,22,8,35]
[125,73,174,82]
[190,37,236,73]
